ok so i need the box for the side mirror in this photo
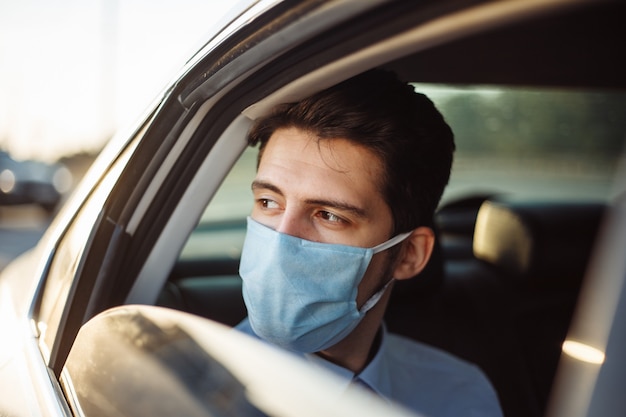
[62,305,418,417]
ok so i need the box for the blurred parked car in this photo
[0,1,624,417]
[0,150,72,213]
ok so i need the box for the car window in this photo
[178,84,625,264]
[160,82,625,331]
[418,84,626,204]
[35,142,137,360]
[177,147,257,262]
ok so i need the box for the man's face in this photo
[250,127,396,307]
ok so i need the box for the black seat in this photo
[385,198,605,417]
[387,226,537,417]
[472,200,605,289]
[472,200,605,412]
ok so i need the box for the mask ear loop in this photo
[359,230,414,314]
[371,230,413,253]
[359,279,395,313]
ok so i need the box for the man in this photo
[236,69,502,417]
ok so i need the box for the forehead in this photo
[262,127,383,178]
[257,127,388,204]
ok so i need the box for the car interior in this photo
[152,2,625,417]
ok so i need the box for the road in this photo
[0,206,49,270]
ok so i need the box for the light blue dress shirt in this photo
[236,319,503,417]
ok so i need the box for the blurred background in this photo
[0,0,234,266]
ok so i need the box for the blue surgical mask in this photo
[239,217,411,353]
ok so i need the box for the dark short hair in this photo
[247,69,455,233]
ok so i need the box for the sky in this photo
[0,0,235,162]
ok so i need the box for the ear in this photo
[392,227,435,280]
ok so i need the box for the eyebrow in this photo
[251,180,282,195]
[251,179,368,218]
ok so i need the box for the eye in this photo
[258,198,280,210]
[318,210,345,224]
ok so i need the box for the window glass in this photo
[36,142,137,359]
[180,85,625,264]
[163,83,626,329]
[178,147,257,262]
[411,84,626,204]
